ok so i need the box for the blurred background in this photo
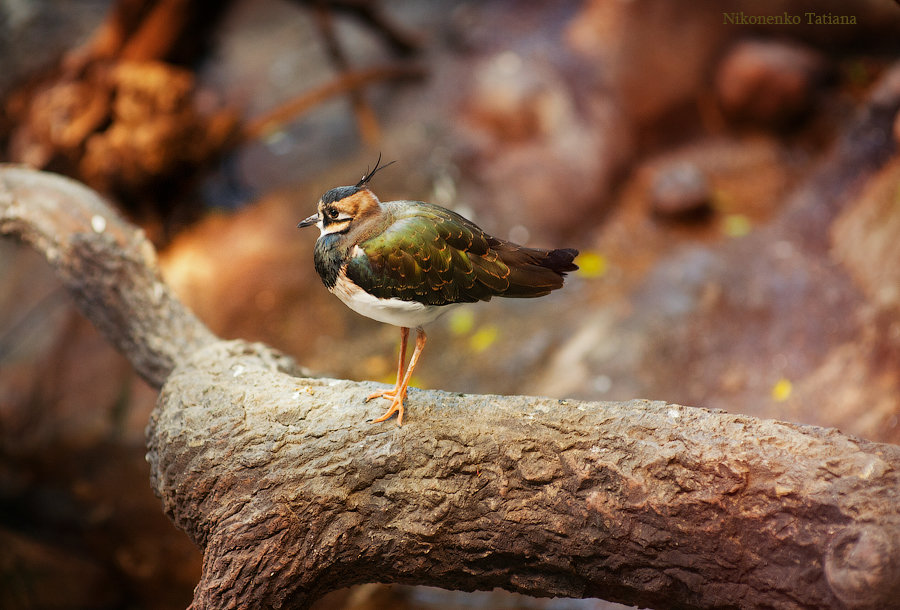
[2,0,899,608]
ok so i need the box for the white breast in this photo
[331,272,456,328]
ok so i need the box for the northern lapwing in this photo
[298,156,578,425]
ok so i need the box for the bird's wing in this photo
[345,202,513,305]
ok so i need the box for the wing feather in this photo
[344,202,578,306]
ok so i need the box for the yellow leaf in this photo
[771,378,792,402]
[469,325,499,353]
[722,214,752,238]
[575,251,607,279]
[448,309,475,336]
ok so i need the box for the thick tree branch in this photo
[0,165,215,387]
[152,343,900,610]
[2,165,900,610]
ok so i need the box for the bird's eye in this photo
[326,208,339,220]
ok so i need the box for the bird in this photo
[297,155,579,425]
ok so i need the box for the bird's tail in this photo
[498,246,579,298]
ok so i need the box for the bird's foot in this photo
[366,327,423,426]
[370,392,406,425]
[372,397,405,425]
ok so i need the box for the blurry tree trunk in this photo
[2,0,422,241]
[3,165,900,610]
[70,0,233,65]
[3,0,239,238]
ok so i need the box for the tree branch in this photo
[0,165,215,387]
[242,63,425,142]
[2,165,899,610]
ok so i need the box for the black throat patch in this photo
[313,232,347,289]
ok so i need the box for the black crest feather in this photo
[356,153,396,188]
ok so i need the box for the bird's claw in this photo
[371,395,405,425]
[367,385,407,425]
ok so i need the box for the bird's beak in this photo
[297,213,319,228]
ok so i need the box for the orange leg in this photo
[369,327,426,426]
[366,326,408,402]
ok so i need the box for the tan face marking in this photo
[317,189,380,235]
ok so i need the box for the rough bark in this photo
[2,165,900,610]
[152,343,900,610]
[0,165,215,387]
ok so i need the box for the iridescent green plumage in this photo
[297,165,578,425]
[345,201,577,306]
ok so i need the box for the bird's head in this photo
[297,185,380,236]
[298,154,395,236]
